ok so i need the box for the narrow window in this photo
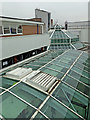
[4,27,10,34]
[11,27,16,34]
[0,26,3,34]
[18,25,22,33]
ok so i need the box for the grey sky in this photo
[1,2,88,25]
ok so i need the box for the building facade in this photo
[35,9,51,32]
[0,16,50,69]
[66,21,90,43]
[0,16,44,37]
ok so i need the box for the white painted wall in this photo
[35,9,51,32]
[79,28,89,43]
[88,28,90,43]
[0,34,50,60]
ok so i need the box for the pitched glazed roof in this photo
[0,49,90,119]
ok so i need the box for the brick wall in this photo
[23,25,41,35]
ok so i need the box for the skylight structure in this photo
[0,49,89,120]
[49,24,86,50]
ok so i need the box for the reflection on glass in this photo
[0,92,35,119]
[53,82,89,119]
[40,97,80,119]
[11,82,46,108]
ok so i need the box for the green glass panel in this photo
[40,97,80,119]
[23,65,40,70]
[0,92,36,119]
[72,67,89,78]
[50,63,68,73]
[0,88,4,94]
[47,64,63,72]
[30,62,45,66]
[53,61,70,68]
[72,43,84,49]
[56,72,64,79]
[40,67,47,71]
[11,82,46,108]
[59,58,73,65]
[38,59,49,62]
[42,69,59,77]
[53,82,89,118]
[77,60,90,69]
[63,75,90,97]
[39,57,51,61]
[64,54,78,59]
[0,77,17,89]
[78,59,90,68]
[35,112,46,119]
[84,67,90,72]
[68,70,89,86]
[79,57,90,66]
[51,40,53,43]
[74,63,90,73]
[87,100,90,120]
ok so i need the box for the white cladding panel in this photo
[35,10,48,32]
[0,34,49,60]
[89,29,90,43]
[80,29,89,43]
[35,9,51,32]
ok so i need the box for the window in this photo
[11,27,16,34]
[18,25,22,33]
[4,27,10,34]
[2,25,22,35]
[0,26,3,34]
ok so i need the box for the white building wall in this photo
[79,29,88,43]
[88,28,90,43]
[67,21,90,43]
[0,34,50,60]
[35,9,51,32]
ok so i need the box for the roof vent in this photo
[26,72,57,91]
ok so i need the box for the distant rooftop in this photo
[0,16,44,25]
[0,16,43,23]
[68,20,90,23]
[0,16,27,21]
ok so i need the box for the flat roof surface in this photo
[0,49,90,119]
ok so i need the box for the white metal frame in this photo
[0,49,89,120]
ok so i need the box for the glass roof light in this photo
[0,49,89,119]
[4,67,32,80]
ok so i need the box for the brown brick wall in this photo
[23,25,41,35]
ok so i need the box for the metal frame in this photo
[67,74,90,88]
[30,51,85,119]
[50,95,84,119]
[62,80,90,99]
[0,49,89,120]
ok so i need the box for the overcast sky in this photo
[0,1,89,25]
